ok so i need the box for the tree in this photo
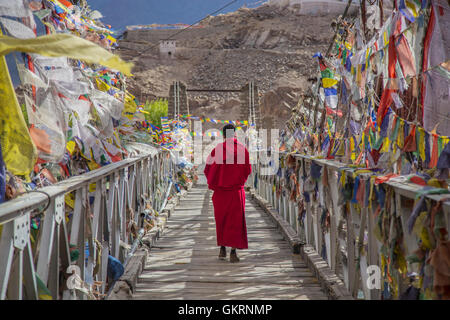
[142,98,168,128]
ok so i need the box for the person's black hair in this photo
[222,124,236,139]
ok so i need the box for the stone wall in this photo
[124,28,212,44]
[268,0,359,15]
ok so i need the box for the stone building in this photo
[159,39,176,59]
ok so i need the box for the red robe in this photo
[204,138,252,249]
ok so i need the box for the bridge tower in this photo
[240,81,261,128]
[168,81,189,121]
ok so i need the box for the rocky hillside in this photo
[117,3,343,129]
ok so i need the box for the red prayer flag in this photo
[403,125,417,152]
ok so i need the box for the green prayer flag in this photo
[390,118,400,142]
[438,137,444,155]
[321,68,334,79]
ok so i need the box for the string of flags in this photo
[177,114,253,127]
[190,131,231,137]
[160,117,171,134]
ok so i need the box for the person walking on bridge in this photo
[204,124,252,263]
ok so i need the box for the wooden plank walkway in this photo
[133,178,328,300]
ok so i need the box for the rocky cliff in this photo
[117,3,343,129]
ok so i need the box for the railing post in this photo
[367,204,380,300]
[48,217,61,299]
[358,206,370,299]
[119,167,128,257]
[135,162,142,215]
[8,244,23,300]
[283,193,288,222]
[269,179,274,207]
[327,168,340,272]
[313,201,321,255]
[23,238,38,300]
[111,177,120,260]
[36,200,56,285]
[128,164,136,220]
[305,201,314,246]
[0,222,15,299]
[289,201,295,230]
[346,203,356,297]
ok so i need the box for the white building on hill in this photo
[159,39,176,59]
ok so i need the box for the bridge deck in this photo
[133,180,328,300]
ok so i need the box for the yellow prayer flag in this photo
[86,159,100,171]
[66,140,77,155]
[65,193,75,209]
[350,137,356,161]
[123,92,137,119]
[391,143,398,164]
[406,1,419,18]
[0,33,133,76]
[418,127,425,161]
[381,137,390,153]
[443,137,450,150]
[340,171,346,186]
[369,176,376,209]
[336,141,345,156]
[361,132,366,151]
[397,120,404,149]
[0,31,37,177]
[96,78,111,92]
[356,64,362,84]
[383,31,389,46]
[322,78,338,88]
[107,35,117,44]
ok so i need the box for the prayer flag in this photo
[0,33,133,76]
[399,0,421,22]
[0,37,37,177]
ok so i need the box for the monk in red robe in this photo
[204,124,252,263]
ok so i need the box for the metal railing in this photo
[0,145,176,300]
[249,152,450,300]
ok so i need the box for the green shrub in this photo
[142,98,168,128]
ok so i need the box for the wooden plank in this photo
[145,261,307,269]
[133,292,328,300]
[138,275,318,286]
[146,257,306,265]
[143,264,309,272]
[149,240,292,247]
[135,280,320,290]
[147,246,304,255]
[140,269,315,277]
[145,255,303,265]
[135,286,325,295]
[159,233,286,239]
[132,180,328,300]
